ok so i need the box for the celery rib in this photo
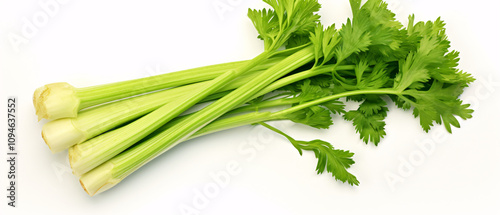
[70,51,273,176]
[42,70,266,153]
[75,61,247,109]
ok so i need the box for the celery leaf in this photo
[260,123,359,185]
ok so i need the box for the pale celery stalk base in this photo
[33,82,80,120]
[42,118,86,153]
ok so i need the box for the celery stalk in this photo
[69,51,274,176]
[33,61,247,121]
[78,46,315,194]
[42,70,264,153]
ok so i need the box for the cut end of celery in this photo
[42,118,87,153]
[33,82,80,121]
[79,162,120,196]
[79,180,90,196]
[68,146,82,176]
[69,143,99,177]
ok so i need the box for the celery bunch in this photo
[34,0,474,196]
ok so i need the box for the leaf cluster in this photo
[248,0,321,51]
[248,0,475,185]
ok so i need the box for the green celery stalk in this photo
[33,57,283,121]
[33,61,248,120]
[41,70,265,153]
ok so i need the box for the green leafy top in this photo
[248,0,321,51]
[266,0,472,145]
[309,24,342,66]
[243,0,474,185]
[329,1,473,140]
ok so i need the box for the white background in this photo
[1,0,499,214]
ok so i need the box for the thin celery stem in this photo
[248,64,355,100]
[272,88,400,117]
[76,61,248,109]
[193,89,402,140]
[190,112,278,139]
[228,97,301,114]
